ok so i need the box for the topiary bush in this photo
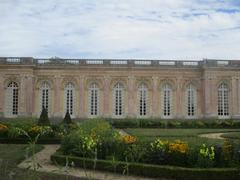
[38,108,50,126]
[62,111,72,124]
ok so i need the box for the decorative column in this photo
[79,76,85,118]
[203,75,210,117]
[19,76,26,116]
[175,77,183,119]
[152,76,158,118]
[203,72,217,118]
[127,76,135,117]
[231,77,240,118]
[0,76,4,117]
[53,75,61,118]
[25,75,34,116]
[103,76,110,117]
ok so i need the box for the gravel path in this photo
[18,144,158,180]
[198,132,226,139]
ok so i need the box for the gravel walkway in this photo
[18,144,158,180]
[198,132,226,139]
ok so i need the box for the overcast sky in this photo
[0,0,240,60]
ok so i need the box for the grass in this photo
[221,132,240,140]
[0,144,81,180]
[124,128,240,146]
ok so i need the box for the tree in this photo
[38,108,50,126]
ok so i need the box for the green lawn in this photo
[0,144,79,180]
[124,128,240,146]
[221,132,240,140]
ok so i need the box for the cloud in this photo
[0,0,239,59]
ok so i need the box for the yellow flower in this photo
[120,135,137,144]
[168,140,188,154]
[0,124,8,133]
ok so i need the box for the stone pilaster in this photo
[175,77,183,119]
[53,75,61,117]
[203,74,212,118]
[25,75,34,116]
[19,76,26,116]
[79,76,86,118]
[0,76,4,117]
[103,76,110,117]
[127,76,135,117]
[152,76,158,118]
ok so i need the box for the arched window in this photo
[138,83,148,116]
[40,82,50,113]
[186,84,197,117]
[64,83,74,116]
[113,83,124,116]
[6,82,19,116]
[89,83,99,116]
[162,84,172,118]
[218,83,229,117]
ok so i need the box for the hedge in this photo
[51,153,240,180]
[0,137,61,144]
[108,119,240,129]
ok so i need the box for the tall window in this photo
[40,82,50,112]
[138,83,148,116]
[89,83,99,116]
[218,83,229,117]
[6,82,19,116]
[113,83,124,116]
[162,84,172,117]
[64,83,74,116]
[186,84,196,117]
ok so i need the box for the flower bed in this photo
[0,120,77,144]
[59,120,240,169]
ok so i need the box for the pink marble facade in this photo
[1,58,240,119]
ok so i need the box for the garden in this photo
[0,112,240,179]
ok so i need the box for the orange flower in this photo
[168,140,188,154]
[120,135,136,144]
[0,124,8,133]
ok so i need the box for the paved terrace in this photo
[0,57,240,68]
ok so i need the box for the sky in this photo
[0,0,240,60]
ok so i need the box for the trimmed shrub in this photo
[62,111,72,124]
[38,108,50,126]
[51,153,240,180]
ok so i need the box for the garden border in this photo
[0,137,61,144]
[51,152,240,180]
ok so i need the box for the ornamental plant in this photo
[198,144,215,167]
[62,111,72,124]
[120,135,137,144]
[168,140,188,154]
[0,123,8,137]
[223,140,234,165]
[28,125,54,138]
[148,139,169,164]
[150,139,168,152]
[38,108,50,126]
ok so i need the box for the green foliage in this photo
[51,153,240,180]
[28,125,54,138]
[110,119,240,129]
[197,144,215,167]
[8,126,24,138]
[62,111,72,124]
[0,117,37,131]
[38,108,50,126]
[61,119,120,158]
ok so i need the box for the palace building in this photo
[0,57,240,120]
